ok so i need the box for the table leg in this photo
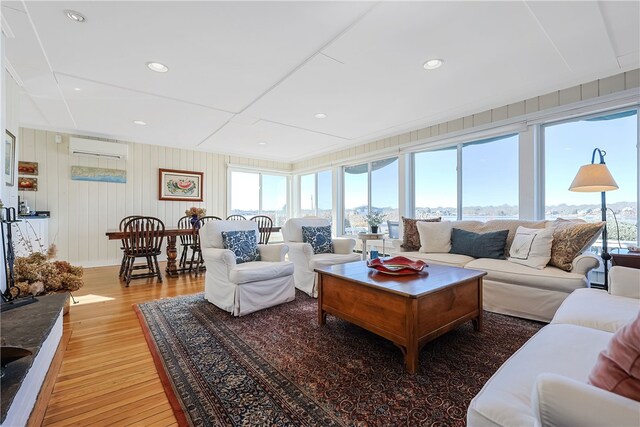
[165,235,179,277]
[361,238,367,261]
[317,274,327,325]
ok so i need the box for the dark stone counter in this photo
[0,293,67,423]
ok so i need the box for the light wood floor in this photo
[36,263,202,426]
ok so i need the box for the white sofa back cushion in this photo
[201,220,258,249]
[282,218,330,242]
[508,226,554,269]
[417,221,452,253]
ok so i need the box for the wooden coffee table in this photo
[315,261,486,373]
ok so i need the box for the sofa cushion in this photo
[417,221,452,253]
[549,219,605,271]
[552,288,640,333]
[309,252,361,270]
[508,226,554,269]
[589,312,640,401]
[455,219,547,254]
[467,324,612,427]
[401,216,441,251]
[399,251,475,267]
[229,261,294,284]
[465,258,587,292]
[450,228,509,259]
[221,230,261,264]
[301,225,334,254]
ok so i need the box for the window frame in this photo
[411,132,519,221]
[341,156,399,234]
[227,167,291,222]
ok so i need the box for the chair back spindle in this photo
[250,215,273,244]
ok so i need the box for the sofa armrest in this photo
[532,373,640,427]
[610,266,640,299]
[257,243,288,262]
[333,237,356,254]
[201,247,236,279]
[571,253,600,275]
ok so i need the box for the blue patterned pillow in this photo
[301,225,334,254]
[221,230,261,264]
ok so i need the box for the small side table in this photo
[611,251,640,270]
[357,233,386,261]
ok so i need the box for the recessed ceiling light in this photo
[146,62,169,73]
[257,142,267,146]
[314,113,327,119]
[73,87,81,91]
[65,10,86,23]
[423,59,444,70]
[133,120,147,126]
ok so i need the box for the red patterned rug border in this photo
[134,303,190,427]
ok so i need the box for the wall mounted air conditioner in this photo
[69,137,128,160]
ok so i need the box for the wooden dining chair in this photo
[189,216,222,275]
[118,215,146,277]
[177,215,197,270]
[250,215,274,244]
[121,216,165,286]
[226,214,246,221]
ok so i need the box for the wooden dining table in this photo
[105,226,282,278]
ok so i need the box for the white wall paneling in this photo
[17,130,289,267]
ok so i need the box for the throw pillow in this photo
[450,228,509,259]
[548,220,605,271]
[301,225,334,254]
[401,216,441,251]
[588,312,640,402]
[221,230,261,264]
[507,226,554,269]
[417,221,453,253]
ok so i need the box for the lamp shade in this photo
[569,164,619,192]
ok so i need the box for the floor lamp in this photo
[569,148,618,291]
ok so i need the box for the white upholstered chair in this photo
[282,218,360,297]
[199,220,295,316]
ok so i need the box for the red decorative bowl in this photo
[367,256,427,275]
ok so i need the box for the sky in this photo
[231,110,638,213]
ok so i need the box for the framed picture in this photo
[5,130,15,186]
[18,161,38,175]
[158,168,203,201]
[18,177,37,191]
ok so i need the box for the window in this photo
[544,109,638,246]
[344,163,368,234]
[299,170,333,220]
[413,134,518,221]
[230,171,259,217]
[317,170,332,221]
[461,134,519,220]
[414,148,457,220]
[343,157,398,234]
[230,170,289,227]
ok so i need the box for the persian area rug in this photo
[135,292,543,427]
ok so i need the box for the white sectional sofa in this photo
[391,219,601,322]
[467,266,640,427]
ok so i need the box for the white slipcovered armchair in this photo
[199,220,295,316]
[282,218,360,297]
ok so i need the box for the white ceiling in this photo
[2,1,639,162]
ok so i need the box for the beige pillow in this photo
[401,216,441,251]
[417,221,452,253]
[548,219,605,271]
[508,226,554,269]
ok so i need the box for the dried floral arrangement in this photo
[185,206,206,218]
[12,244,84,298]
